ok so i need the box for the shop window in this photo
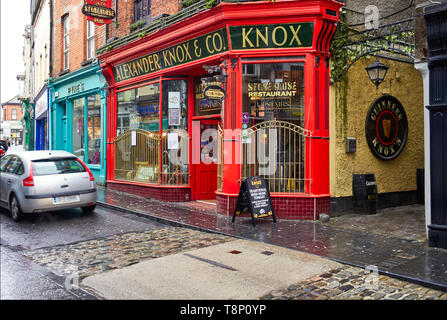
[113,79,190,186]
[242,62,307,193]
[87,95,101,165]
[115,83,161,183]
[161,79,188,185]
[117,83,160,135]
[194,76,223,117]
[72,98,84,160]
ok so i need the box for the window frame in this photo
[71,97,85,161]
[86,20,95,60]
[113,77,190,186]
[63,15,70,71]
[241,59,308,194]
[86,94,101,165]
[134,0,151,23]
[0,155,13,172]
[4,156,23,175]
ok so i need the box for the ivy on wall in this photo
[330,9,415,83]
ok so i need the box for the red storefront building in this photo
[98,0,343,220]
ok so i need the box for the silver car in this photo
[0,150,97,221]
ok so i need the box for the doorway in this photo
[56,102,68,150]
[193,119,220,200]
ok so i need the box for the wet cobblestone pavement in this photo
[260,266,447,300]
[97,187,447,291]
[325,205,427,242]
[24,227,233,278]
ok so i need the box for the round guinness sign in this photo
[365,95,408,160]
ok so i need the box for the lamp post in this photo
[366,57,389,89]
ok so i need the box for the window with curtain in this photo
[72,98,84,161]
[87,95,101,165]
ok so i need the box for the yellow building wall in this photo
[330,57,424,198]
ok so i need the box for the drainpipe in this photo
[49,0,54,149]
[49,0,53,78]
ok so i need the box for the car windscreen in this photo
[32,158,86,176]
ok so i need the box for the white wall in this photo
[33,0,51,97]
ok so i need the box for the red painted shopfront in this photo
[98,0,342,220]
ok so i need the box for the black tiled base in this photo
[429,229,447,250]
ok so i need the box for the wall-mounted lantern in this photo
[366,57,389,89]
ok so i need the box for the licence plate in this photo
[53,195,80,204]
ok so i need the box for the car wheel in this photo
[81,204,96,214]
[10,195,24,222]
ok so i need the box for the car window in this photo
[0,155,12,172]
[5,156,22,174]
[16,163,25,175]
[32,158,86,176]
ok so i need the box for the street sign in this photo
[232,176,276,226]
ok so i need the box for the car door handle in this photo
[7,179,12,184]
[61,185,69,188]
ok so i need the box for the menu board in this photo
[232,176,276,226]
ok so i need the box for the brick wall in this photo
[108,182,192,202]
[52,0,137,76]
[216,194,331,220]
[93,0,184,52]
[2,105,24,121]
[105,0,135,42]
[151,0,182,19]
[52,0,87,76]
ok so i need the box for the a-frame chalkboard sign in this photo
[232,176,276,226]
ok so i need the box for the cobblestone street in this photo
[2,202,447,300]
[23,227,234,279]
[21,222,447,300]
[260,266,447,300]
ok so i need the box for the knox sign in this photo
[112,23,314,83]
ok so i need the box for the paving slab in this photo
[81,239,341,300]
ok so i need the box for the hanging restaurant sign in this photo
[112,23,315,83]
[203,85,226,101]
[82,0,115,25]
[365,95,408,161]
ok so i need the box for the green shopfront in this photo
[49,62,107,184]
